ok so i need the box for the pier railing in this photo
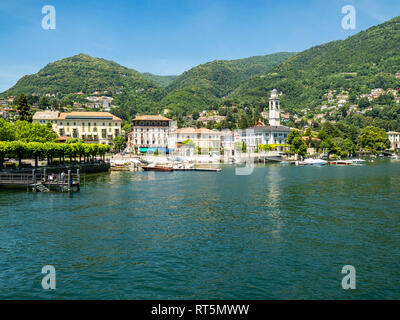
[0,169,81,192]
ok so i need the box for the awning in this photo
[139,147,170,153]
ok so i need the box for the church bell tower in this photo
[269,89,281,126]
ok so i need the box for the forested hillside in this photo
[161,52,296,116]
[230,16,400,115]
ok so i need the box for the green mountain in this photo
[161,52,296,115]
[0,52,295,120]
[142,73,178,88]
[2,54,161,96]
[231,16,400,115]
[1,54,167,119]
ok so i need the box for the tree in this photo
[238,115,249,129]
[287,130,308,157]
[27,142,45,167]
[357,126,390,154]
[242,141,247,153]
[192,111,200,120]
[0,141,11,168]
[113,136,127,153]
[15,93,32,122]
[122,124,132,136]
[358,97,371,110]
[14,121,57,143]
[0,141,110,168]
[0,118,15,141]
[39,96,51,109]
[304,128,313,148]
[291,136,308,157]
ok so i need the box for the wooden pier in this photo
[0,169,81,192]
[173,167,222,172]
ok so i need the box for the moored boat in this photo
[303,158,328,166]
[329,160,352,165]
[349,158,366,164]
[142,166,173,172]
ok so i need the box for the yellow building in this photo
[32,111,122,145]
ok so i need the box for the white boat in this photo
[390,154,399,159]
[303,158,328,166]
[349,159,366,164]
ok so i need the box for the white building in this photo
[128,115,175,153]
[238,89,290,152]
[388,131,400,149]
[32,111,122,145]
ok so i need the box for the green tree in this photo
[14,121,57,143]
[0,141,12,168]
[122,123,132,136]
[16,93,32,122]
[113,136,127,153]
[357,126,390,154]
[287,130,308,157]
[0,118,16,141]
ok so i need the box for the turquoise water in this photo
[0,160,399,299]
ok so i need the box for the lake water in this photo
[1,160,399,299]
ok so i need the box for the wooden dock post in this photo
[68,170,72,192]
[76,169,80,192]
[32,169,36,192]
[43,169,47,182]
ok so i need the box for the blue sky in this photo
[0,0,400,91]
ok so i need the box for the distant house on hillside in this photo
[0,110,11,119]
[261,111,269,119]
[197,115,226,124]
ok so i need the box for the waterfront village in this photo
[27,88,400,157]
[1,88,400,191]
[18,90,292,171]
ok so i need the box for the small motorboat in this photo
[349,159,366,165]
[390,154,399,160]
[303,158,328,166]
[329,160,352,165]
[142,166,173,172]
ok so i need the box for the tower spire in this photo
[269,89,281,126]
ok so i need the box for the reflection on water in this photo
[0,160,399,299]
